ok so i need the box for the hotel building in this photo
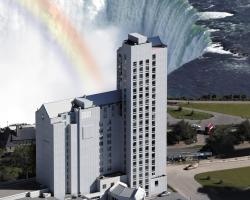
[36,33,167,200]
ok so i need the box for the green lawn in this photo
[179,103,250,118]
[195,167,250,189]
[167,107,213,120]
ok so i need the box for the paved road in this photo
[167,156,250,200]
[0,179,41,198]
[168,106,245,129]
[152,193,187,200]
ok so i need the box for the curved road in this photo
[167,156,250,200]
[168,106,245,129]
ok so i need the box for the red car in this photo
[205,123,215,135]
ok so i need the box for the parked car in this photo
[158,191,171,197]
[191,124,202,129]
[205,123,215,135]
[183,163,199,170]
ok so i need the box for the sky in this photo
[0,0,119,127]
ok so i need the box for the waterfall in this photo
[52,0,210,73]
[90,0,210,73]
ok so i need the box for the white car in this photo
[158,191,171,197]
[191,124,202,129]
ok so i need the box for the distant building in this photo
[36,33,167,200]
[0,124,35,151]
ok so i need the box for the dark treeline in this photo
[168,94,249,101]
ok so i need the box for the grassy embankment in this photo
[195,166,250,188]
[167,107,213,120]
[179,102,250,118]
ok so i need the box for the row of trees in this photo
[0,145,36,181]
[168,94,249,101]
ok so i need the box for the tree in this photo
[237,120,250,141]
[11,145,36,179]
[177,106,182,112]
[0,148,5,157]
[205,127,236,156]
[171,120,197,144]
[0,166,22,181]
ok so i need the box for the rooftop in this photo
[110,183,136,199]
[41,90,121,119]
[125,33,167,48]
[86,90,121,106]
[148,36,167,48]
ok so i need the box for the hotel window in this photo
[152,54,156,60]
[155,180,158,187]
[139,61,143,65]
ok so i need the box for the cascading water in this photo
[53,0,211,73]
[0,0,210,125]
[83,0,211,73]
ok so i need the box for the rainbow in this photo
[16,0,103,91]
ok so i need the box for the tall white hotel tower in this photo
[117,33,167,194]
[36,33,167,200]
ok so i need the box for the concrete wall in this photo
[78,107,100,194]
[99,103,123,176]
[36,106,54,192]
[117,34,167,196]
[53,122,66,199]
[69,124,78,195]
[150,47,167,195]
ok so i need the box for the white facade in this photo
[36,33,167,200]
[117,33,167,196]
